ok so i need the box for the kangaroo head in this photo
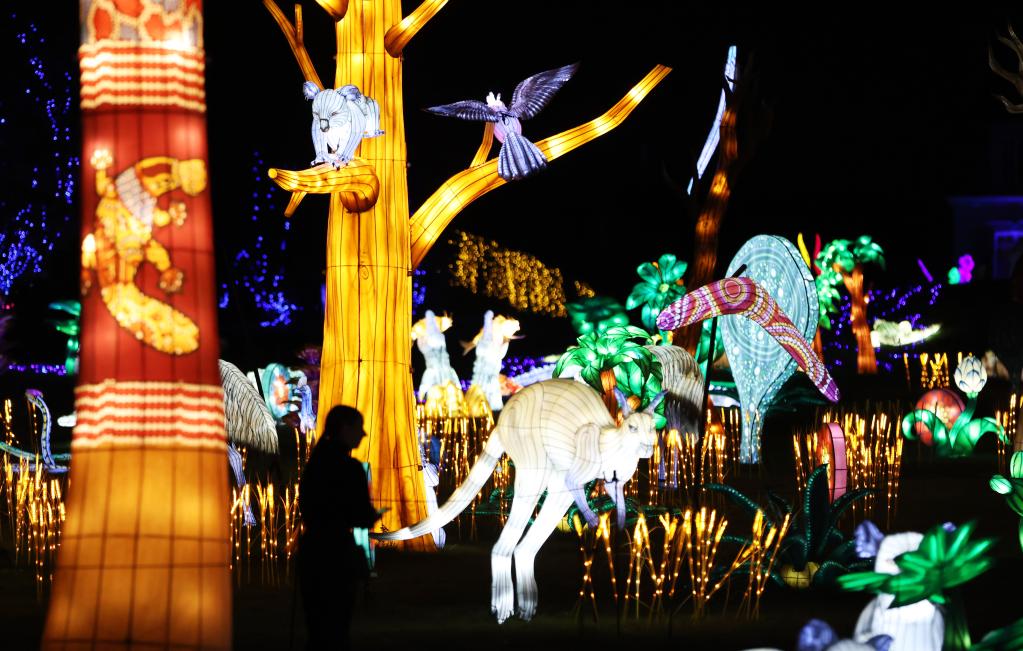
[594,389,666,529]
[608,388,663,460]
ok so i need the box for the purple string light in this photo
[412,269,427,316]
[7,362,66,376]
[821,283,944,373]
[501,355,550,376]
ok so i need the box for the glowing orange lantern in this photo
[43,1,230,648]
[912,389,965,446]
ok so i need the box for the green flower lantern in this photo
[991,450,1023,552]
[625,253,687,336]
[839,521,997,651]
[902,355,1008,457]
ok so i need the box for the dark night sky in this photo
[4,4,1023,372]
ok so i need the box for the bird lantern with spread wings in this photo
[425,63,578,181]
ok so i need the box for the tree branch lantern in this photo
[264,0,670,546]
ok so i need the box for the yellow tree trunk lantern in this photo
[265,0,669,547]
[43,1,231,649]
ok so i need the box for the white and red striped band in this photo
[74,380,225,450]
[79,42,206,112]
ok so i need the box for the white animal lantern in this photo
[420,453,446,549]
[412,310,460,400]
[853,532,944,651]
[468,310,520,411]
[374,379,664,623]
[302,81,383,169]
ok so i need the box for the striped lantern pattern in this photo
[656,277,840,403]
[42,1,230,649]
[818,422,848,502]
[74,381,225,449]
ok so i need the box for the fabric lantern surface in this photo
[720,235,820,464]
[912,389,965,446]
[43,2,230,648]
[817,423,848,502]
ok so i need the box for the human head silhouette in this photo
[322,405,366,451]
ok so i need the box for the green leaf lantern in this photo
[555,326,665,428]
[902,355,1008,457]
[625,254,687,335]
[566,296,630,336]
[838,521,997,651]
[991,450,1023,552]
[48,300,82,375]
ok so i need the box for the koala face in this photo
[311,90,348,135]
[312,90,351,159]
[303,81,372,167]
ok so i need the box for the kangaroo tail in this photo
[374,433,505,541]
[497,132,547,182]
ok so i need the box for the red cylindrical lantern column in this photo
[43,2,230,648]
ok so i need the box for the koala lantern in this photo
[302,81,383,169]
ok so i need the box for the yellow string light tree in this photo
[264,1,670,546]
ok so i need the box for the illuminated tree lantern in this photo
[815,236,886,375]
[43,2,230,648]
[263,0,669,544]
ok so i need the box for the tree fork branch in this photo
[673,100,740,354]
[264,1,325,89]
[385,0,448,57]
[408,64,672,269]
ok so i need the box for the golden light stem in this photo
[409,64,673,269]
[384,0,448,56]
[263,1,324,88]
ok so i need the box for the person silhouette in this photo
[298,405,382,650]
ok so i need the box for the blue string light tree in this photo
[0,12,78,302]
[219,151,301,329]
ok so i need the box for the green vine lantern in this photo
[555,325,665,428]
[566,296,629,336]
[991,450,1023,552]
[625,253,687,336]
[902,355,1008,457]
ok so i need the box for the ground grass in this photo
[2,416,1020,649]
